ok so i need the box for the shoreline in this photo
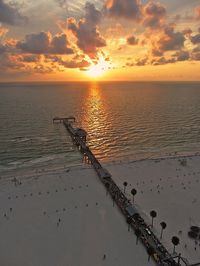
[1,150,200,177]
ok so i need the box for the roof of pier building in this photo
[74,128,87,138]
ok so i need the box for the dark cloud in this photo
[20,55,41,63]
[17,32,74,55]
[85,1,102,24]
[51,34,74,54]
[129,51,190,67]
[33,64,54,74]
[190,33,200,44]
[68,2,106,58]
[46,55,90,69]
[17,32,50,54]
[127,35,138,45]
[151,56,176,65]
[0,0,27,25]
[0,44,6,54]
[173,50,190,61]
[105,0,142,21]
[143,1,166,28]
[151,25,185,55]
[192,45,200,53]
[191,44,200,60]
[134,56,148,66]
[127,46,192,67]
[59,59,90,69]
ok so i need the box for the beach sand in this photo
[107,155,200,264]
[1,155,200,265]
[0,165,154,266]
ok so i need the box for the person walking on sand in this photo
[103,254,106,260]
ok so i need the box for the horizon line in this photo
[1,80,200,84]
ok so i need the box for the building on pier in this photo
[74,128,87,143]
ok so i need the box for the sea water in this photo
[1,81,200,173]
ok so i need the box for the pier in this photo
[53,116,191,266]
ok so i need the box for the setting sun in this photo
[86,57,110,78]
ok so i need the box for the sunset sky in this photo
[0,0,200,81]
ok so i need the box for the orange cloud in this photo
[143,1,166,29]
[0,26,8,37]
[195,6,200,20]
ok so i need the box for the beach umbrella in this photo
[160,221,167,239]
[131,188,137,204]
[172,236,180,254]
[123,181,128,193]
[150,210,157,227]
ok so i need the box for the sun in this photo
[86,57,110,78]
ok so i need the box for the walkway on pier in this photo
[53,116,187,266]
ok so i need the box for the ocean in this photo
[1,81,200,173]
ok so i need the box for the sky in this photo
[0,0,200,81]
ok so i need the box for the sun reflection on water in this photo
[82,83,111,159]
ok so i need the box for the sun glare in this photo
[87,57,110,79]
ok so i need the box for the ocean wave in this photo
[9,137,32,143]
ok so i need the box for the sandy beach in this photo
[107,155,200,264]
[0,164,154,266]
[1,154,200,265]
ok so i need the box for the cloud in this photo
[128,50,190,67]
[51,34,74,54]
[85,1,102,24]
[195,6,200,20]
[55,0,68,9]
[192,53,200,60]
[0,53,24,71]
[0,0,27,25]
[0,26,8,37]
[150,24,185,56]
[17,32,74,54]
[127,56,148,66]
[127,35,138,45]
[20,55,41,63]
[46,55,90,69]
[143,1,166,28]
[0,44,6,54]
[173,50,190,61]
[151,56,176,65]
[67,2,106,58]
[190,33,200,44]
[191,49,200,61]
[59,59,90,69]
[17,32,50,54]
[105,0,142,20]
[0,37,17,54]
[182,28,192,37]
